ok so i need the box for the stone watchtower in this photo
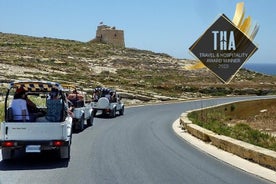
[95,23,125,48]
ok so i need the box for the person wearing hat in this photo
[11,87,30,122]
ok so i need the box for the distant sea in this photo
[242,63,276,76]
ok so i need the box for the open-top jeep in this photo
[65,85,94,132]
[0,81,73,160]
[91,87,124,118]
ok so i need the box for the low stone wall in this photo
[180,112,276,170]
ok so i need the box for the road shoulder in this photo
[172,119,276,183]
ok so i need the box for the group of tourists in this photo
[10,86,117,122]
[10,87,73,122]
[92,87,116,102]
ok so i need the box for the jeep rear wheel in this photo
[60,145,70,160]
[110,108,116,118]
[2,148,13,161]
[119,106,124,115]
[75,114,84,131]
[87,111,94,126]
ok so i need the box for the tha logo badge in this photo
[212,31,236,51]
[188,2,259,84]
[189,14,258,83]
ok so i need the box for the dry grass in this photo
[188,98,276,151]
[1,32,276,101]
[226,99,276,134]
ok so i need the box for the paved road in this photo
[0,96,274,184]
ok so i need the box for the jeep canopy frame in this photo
[4,81,66,122]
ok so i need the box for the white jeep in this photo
[66,88,94,132]
[91,87,124,118]
[0,81,73,160]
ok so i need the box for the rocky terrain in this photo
[0,32,276,104]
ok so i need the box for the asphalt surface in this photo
[0,96,275,184]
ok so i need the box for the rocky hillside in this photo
[0,32,275,103]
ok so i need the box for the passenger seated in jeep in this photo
[46,88,65,122]
[11,87,46,122]
[93,90,99,102]
[10,87,31,122]
[67,89,84,107]
[109,91,116,102]
[37,88,73,122]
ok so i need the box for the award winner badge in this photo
[189,2,259,83]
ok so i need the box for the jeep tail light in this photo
[53,141,64,147]
[2,141,15,147]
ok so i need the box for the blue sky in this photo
[0,0,275,64]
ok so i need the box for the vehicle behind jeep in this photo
[91,87,124,118]
[66,87,94,132]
